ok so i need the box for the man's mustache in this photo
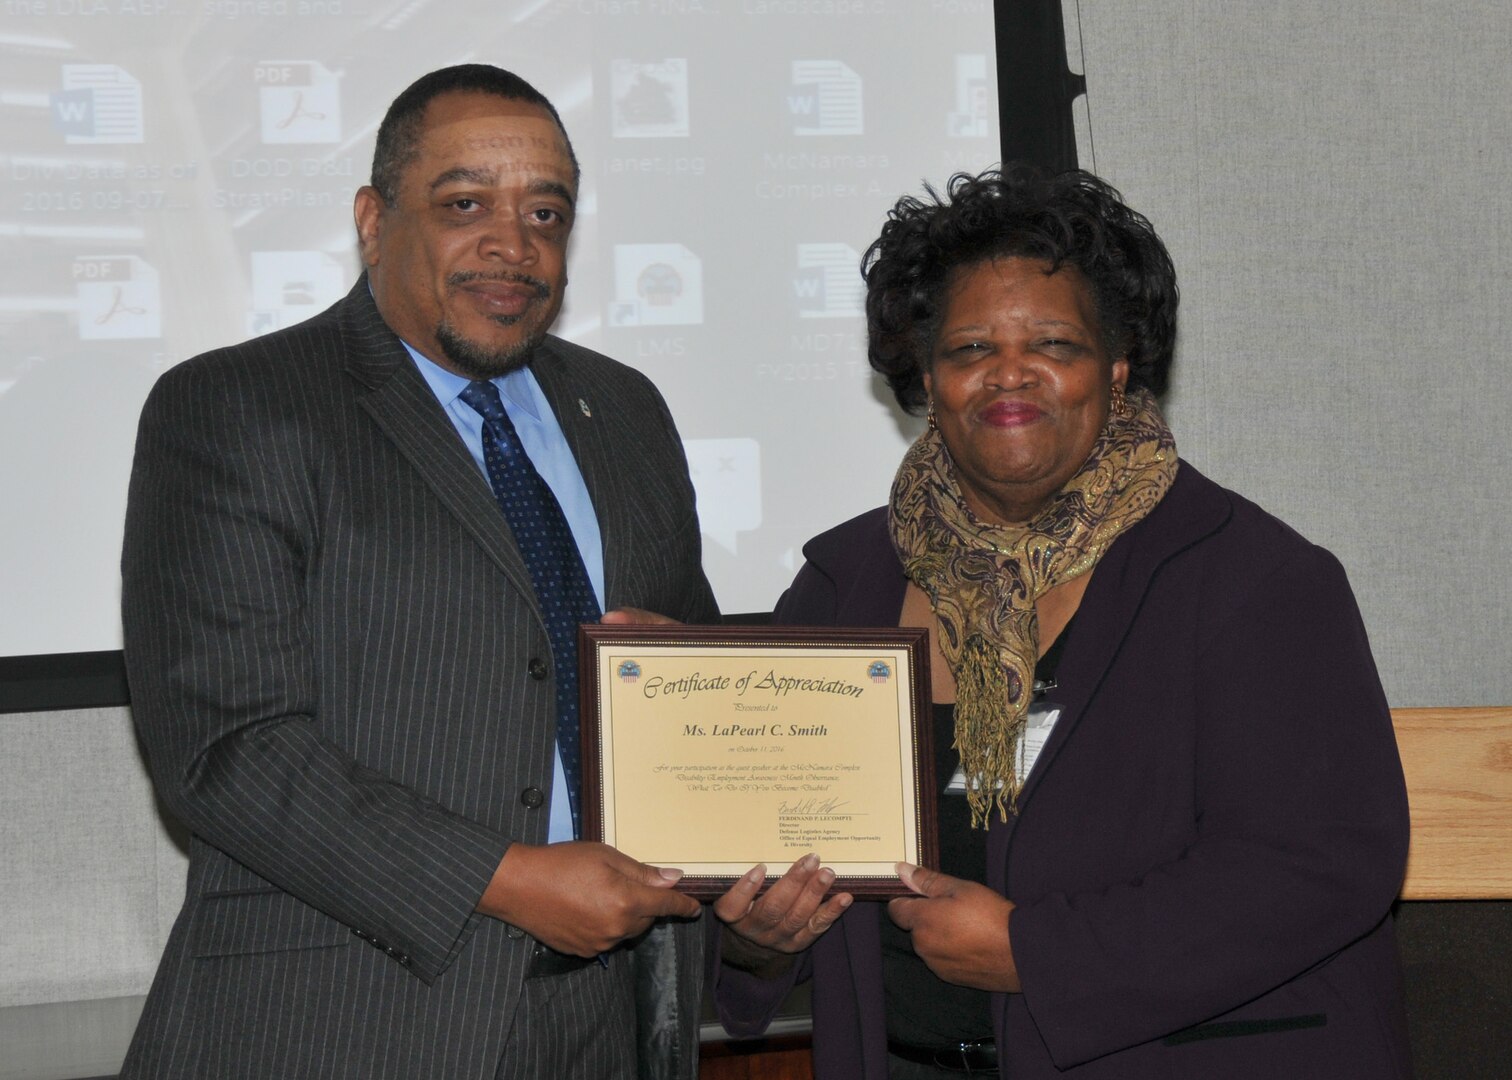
[446,270,551,299]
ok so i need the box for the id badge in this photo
[945,686,1062,794]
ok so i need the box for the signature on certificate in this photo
[777,797,852,817]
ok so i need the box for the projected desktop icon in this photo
[51,65,145,145]
[683,438,762,557]
[949,54,992,138]
[611,59,690,138]
[248,251,348,335]
[793,244,864,319]
[609,243,704,327]
[788,60,863,137]
[256,61,342,145]
[73,256,161,340]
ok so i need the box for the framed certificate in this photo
[579,624,936,899]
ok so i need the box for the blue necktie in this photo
[458,380,600,838]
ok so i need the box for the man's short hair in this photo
[370,64,580,206]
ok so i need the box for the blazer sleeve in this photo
[122,361,509,985]
[1011,544,1410,1066]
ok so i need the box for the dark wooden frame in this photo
[579,623,936,899]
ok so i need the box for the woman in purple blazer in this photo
[709,168,1412,1078]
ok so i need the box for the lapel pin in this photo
[578,398,592,418]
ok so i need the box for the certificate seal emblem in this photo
[617,659,641,684]
[868,660,892,684]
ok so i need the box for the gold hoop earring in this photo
[1110,384,1130,419]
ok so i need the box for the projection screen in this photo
[0,0,1002,657]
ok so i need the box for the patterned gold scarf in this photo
[888,388,1178,825]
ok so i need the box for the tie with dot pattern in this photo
[459,379,600,838]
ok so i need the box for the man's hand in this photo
[712,854,852,978]
[887,862,1020,992]
[599,607,681,626]
[477,842,701,956]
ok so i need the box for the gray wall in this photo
[1069,1,1511,708]
[4,0,1509,1015]
[0,709,182,1008]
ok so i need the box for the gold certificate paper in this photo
[580,625,936,899]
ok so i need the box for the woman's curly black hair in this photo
[863,166,1179,413]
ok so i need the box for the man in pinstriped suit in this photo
[120,66,715,1079]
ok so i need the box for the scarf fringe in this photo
[956,634,1024,825]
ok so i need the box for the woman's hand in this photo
[887,862,1021,992]
[713,854,853,978]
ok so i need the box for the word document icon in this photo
[52,65,144,145]
[793,244,864,319]
[788,61,862,137]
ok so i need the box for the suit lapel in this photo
[530,339,625,601]
[338,280,541,611]
[1013,465,1233,810]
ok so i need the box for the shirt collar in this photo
[399,339,541,423]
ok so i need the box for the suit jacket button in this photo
[527,657,549,680]
[505,924,525,940]
[520,786,545,809]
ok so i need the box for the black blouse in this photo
[878,624,1072,1047]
